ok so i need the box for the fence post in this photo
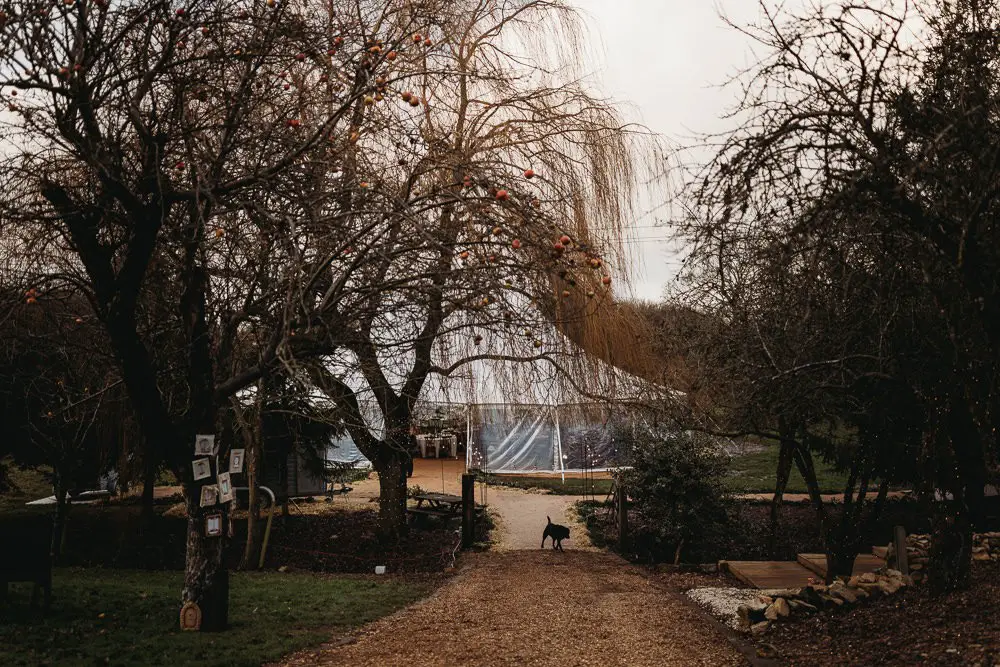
[462,473,475,549]
[893,525,909,575]
[617,486,628,550]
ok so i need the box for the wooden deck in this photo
[722,560,817,589]
[796,553,885,579]
[723,548,887,589]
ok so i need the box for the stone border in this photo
[735,569,913,634]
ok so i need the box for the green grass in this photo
[474,472,615,496]
[722,446,849,494]
[473,446,849,497]
[0,567,431,667]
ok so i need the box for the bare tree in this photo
[0,0,431,628]
[675,0,1000,588]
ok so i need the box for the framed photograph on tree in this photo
[204,513,222,537]
[229,448,245,474]
[194,434,215,456]
[217,472,234,503]
[192,458,212,481]
[199,484,218,508]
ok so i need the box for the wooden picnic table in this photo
[412,492,463,515]
[407,492,485,526]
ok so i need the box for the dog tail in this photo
[546,515,552,524]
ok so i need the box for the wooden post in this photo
[893,525,909,575]
[617,487,628,550]
[462,473,475,549]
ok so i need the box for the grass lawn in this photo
[722,445,849,494]
[475,445,849,496]
[0,568,431,667]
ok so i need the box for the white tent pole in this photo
[554,405,565,483]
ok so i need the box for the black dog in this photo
[541,516,570,551]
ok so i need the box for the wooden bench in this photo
[0,516,52,611]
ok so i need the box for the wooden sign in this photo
[217,472,234,503]
[229,448,245,474]
[205,513,222,537]
[199,484,218,508]
[179,601,202,631]
[192,458,211,481]
[194,434,215,456]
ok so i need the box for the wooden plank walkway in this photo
[797,553,885,579]
[722,560,817,589]
[723,549,886,589]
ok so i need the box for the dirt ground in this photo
[277,550,744,667]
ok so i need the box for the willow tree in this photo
[0,0,429,629]
[270,0,662,539]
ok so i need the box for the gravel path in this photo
[277,463,740,665]
[283,550,744,667]
[485,486,596,551]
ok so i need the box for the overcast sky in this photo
[567,0,780,301]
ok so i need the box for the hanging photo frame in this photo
[217,472,234,503]
[194,434,215,456]
[204,513,222,537]
[192,457,211,481]
[199,484,218,508]
[229,448,245,474]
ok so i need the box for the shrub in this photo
[616,427,731,563]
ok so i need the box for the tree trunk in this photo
[51,479,69,564]
[825,537,859,582]
[769,421,796,556]
[179,235,227,629]
[182,491,229,631]
[928,496,973,594]
[823,459,865,582]
[140,453,156,527]
[375,452,409,543]
[791,446,840,582]
[240,417,262,570]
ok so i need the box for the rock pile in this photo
[885,531,1000,583]
[885,534,931,583]
[735,570,913,634]
[972,532,1000,561]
